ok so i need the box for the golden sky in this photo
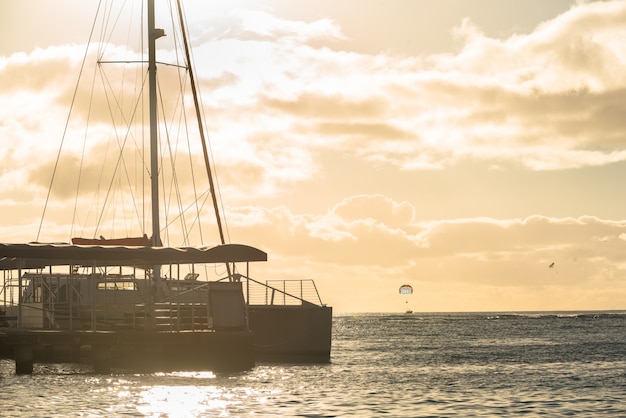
[2,0,626,313]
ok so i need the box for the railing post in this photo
[17,260,22,329]
[91,265,96,331]
[69,266,73,330]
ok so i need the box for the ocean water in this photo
[1,312,625,417]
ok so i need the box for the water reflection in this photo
[136,385,226,417]
[3,314,626,416]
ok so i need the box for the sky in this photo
[2,0,626,313]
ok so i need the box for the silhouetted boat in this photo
[0,0,331,374]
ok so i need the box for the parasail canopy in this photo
[399,284,413,295]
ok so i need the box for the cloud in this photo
[262,93,386,120]
[4,1,626,312]
[235,10,346,44]
[0,47,78,93]
[7,1,626,206]
[216,194,626,311]
[195,0,626,173]
[331,194,415,226]
[226,195,626,273]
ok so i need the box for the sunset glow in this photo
[2,0,626,313]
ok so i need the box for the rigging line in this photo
[177,74,206,246]
[140,0,146,236]
[70,54,102,240]
[92,64,149,236]
[172,69,204,246]
[168,91,194,247]
[151,20,188,246]
[123,0,151,238]
[99,60,186,69]
[98,0,127,60]
[68,0,142,240]
[176,0,231,282]
[161,188,211,236]
[37,0,104,242]
[99,56,152,180]
[180,76,207,246]
[92,69,124,237]
[177,0,230,244]
[164,0,206,247]
[166,0,202,247]
[85,10,115,240]
[98,1,151,170]
[175,0,229,246]
[154,82,171,247]
[155,76,186,246]
[96,0,113,60]
[159,75,197,247]
[183,186,213,243]
[132,20,149,236]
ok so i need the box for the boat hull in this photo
[248,304,332,363]
[0,329,255,373]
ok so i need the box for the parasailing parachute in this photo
[399,284,414,313]
[399,284,413,295]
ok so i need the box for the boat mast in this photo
[148,0,163,248]
[148,0,164,305]
[147,1,232,280]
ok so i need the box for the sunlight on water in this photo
[111,370,284,417]
[135,385,226,417]
[113,372,229,417]
[2,313,626,416]
[157,371,217,379]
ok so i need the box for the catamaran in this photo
[0,0,331,372]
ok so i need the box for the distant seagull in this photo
[549,262,555,268]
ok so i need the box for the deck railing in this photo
[243,277,324,307]
[2,271,326,332]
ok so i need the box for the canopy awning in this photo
[0,243,267,270]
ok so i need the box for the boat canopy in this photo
[0,243,267,270]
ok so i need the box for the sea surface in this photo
[1,312,625,417]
